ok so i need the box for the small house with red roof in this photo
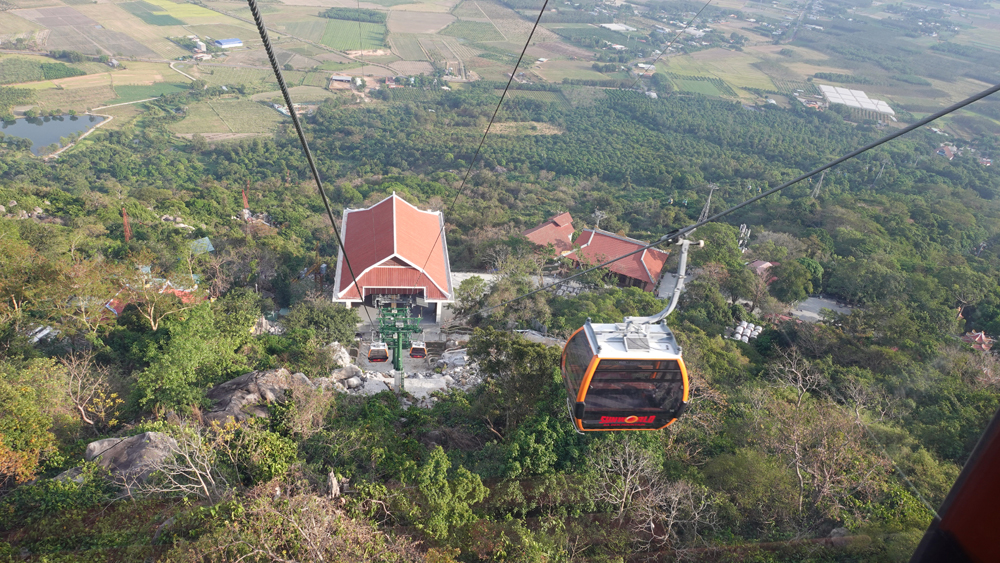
[332,193,453,322]
[566,229,669,292]
[522,212,575,255]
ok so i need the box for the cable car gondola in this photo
[560,239,699,432]
[368,341,389,363]
[409,341,427,359]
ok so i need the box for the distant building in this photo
[332,193,453,322]
[937,145,957,160]
[600,23,637,32]
[213,38,243,48]
[963,330,994,352]
[194,40,207,52]
[522,212,575,255]
[980,157,992,166]
[567,229,669,292]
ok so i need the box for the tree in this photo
[136,303,247,412]
[450,275,488,318]
[404,446,487,540]
[282,296,360,346]
[769,260,813,303]
[118,258,204,332]
[768,347,826,409]
[468,327,561,435]
[59,350,122,432]
[0,376,57,489]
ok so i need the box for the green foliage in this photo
[0,463,115,529]
[405,446,487,540]
[318,7,387,23]
[135,303,249,412]
[549,286,661,336]
[0,375,58,488]
[469,328,561,433]
[282,297,360,346]
[232,424,297,485]
[0,86,34,119]
[770,260,813,303]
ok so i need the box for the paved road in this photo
[791,296,851,322]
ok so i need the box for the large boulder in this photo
[204,368,312,424]
[84,432,178,483]
[331,364,363,380]
[323,341,353,368]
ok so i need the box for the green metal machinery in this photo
[374,295,423,372]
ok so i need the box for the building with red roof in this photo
[566,229,669,292]
[522,212,575,255]
[333,193,453,321]
[963,330,994,352]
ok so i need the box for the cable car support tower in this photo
[373,295,423,372]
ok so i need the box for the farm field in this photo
[114,83,190,103]
[669,76,726,97]
[37,85,118,112]
[282,18,328,43]
[170,98,282,135]
[386,11,453,33]
[142,0,233,22]
[250,85,339,103]
[174,65,276,87]
[662,50,776,94]
[534,59,607,82]
[496,89,568,107]
[118,1,185,26]
[0,11,41,36]
[439,20,503,42]
[73,4,188,59]
[320,19,386,51]
[388,34,428,60]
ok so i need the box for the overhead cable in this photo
[245,0,375,326]
[415,0,555,277]
[461,80,1000,321]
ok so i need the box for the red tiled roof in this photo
[566,229,669,288]
[963,330,994,351]
[334,194,453,302]
[522,212,575,254]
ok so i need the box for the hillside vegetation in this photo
[1,78,1000,562]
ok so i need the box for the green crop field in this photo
[283,19,329,43]
[670,76,723,96]
[170,99,282,134]
[119,1,186,26]
[320,19,387,51]
[143,0,226,21]
[390,34,428,60]
[114,83,190,103]
[440,21,504,42]
[496,89,568,106]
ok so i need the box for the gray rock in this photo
[345,376,362,389]
[204,368,308,423]
[324,341,353,368]
[331,364,362,380]
[328,472,340,499]
[53,466,85,484]
[0,205,5,214]
[32,206,43,215]
[7,200,15,207]
[84,432,177,483]
[291,372,312,387]
[829,527,848,538]
[442,375,455,385]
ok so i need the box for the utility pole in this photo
[122,208,132,242]
[699,184,718,223]
[811,170,825,199]
[375,295,423,373]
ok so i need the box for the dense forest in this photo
[2,79,1000,561]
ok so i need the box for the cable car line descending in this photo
[414,0,555,281]
[455,79,1000,325]
[245,0,375,328]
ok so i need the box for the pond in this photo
[0,114,106,155]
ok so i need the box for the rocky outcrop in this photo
[204,368,312,424]
[83,432,178,483]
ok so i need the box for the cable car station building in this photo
[332,193,453,322]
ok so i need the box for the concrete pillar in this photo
[435,303,443,323]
